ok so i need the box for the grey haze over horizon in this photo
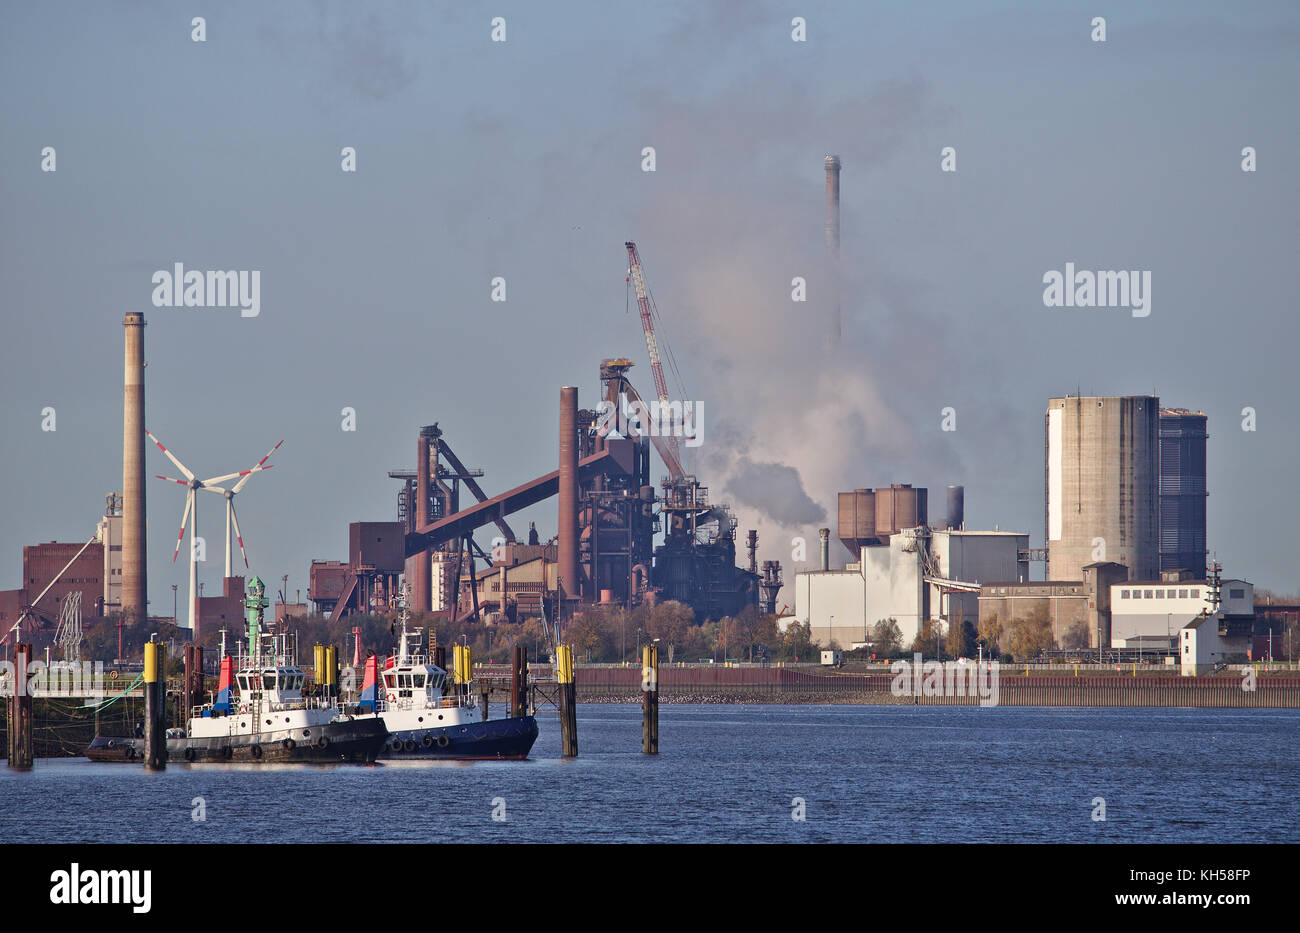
[2,0,1298,616]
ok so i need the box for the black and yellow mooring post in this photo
[6,643,33,771]
[556,644,578,757]
[143,641,167,770]
[510,645,528,719]
[642,644,659,755]
[326,645,339,699]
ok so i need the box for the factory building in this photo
[1180,610,1258,675]
[1158,409,1208,577]
[1110,574,1252,650]
[20,541,105,617]
[196,576,247,633]
[794,494,1029,649]
[1046,395,1159,583]
[96,495,123,614]
[978,562,1128,649]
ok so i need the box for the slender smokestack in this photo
[558,386,580,603]
[818,527,830,571]
[825,154,841,344]
[413,427,433,612]
[121,313,147,620]
[946,485,965,532]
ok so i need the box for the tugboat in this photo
[86,577,387,764]
[357,590,538,760]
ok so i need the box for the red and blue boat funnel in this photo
[212,655,235,714]
[358,655,380,711]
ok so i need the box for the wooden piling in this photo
[510,645,528,719]
[480,687,489,722]
[556,645,578,757]
[183,645,204,718]
[143,641,166,770]
[6,643,33,770]
[642,644,659,755]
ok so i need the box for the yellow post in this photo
[143,640,158,685]
[557,645,577,757]
[314,644,325,686]
[642,644,659,754]
[143,641,166,770]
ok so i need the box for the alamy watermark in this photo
[890,654,999,706]
[151,263,260,318]
[595,393,704,448]
[0,660,106,699]
[1042,263,1150,318]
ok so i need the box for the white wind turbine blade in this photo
[155,474,191,487]
[229,499,250,568]
[172,490,194,562]
[146,430,195,482]
[232,440,283,494]
[201,471,246,486]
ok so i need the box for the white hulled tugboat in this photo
[357,592,538,760]
[86,576,388,764]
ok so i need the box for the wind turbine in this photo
[147,431,280,643]
[200,439,282,577]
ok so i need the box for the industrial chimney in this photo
[818,527,831,571]
[946,485,965,531]
[121,313,147,620]
[411,426,435,612]
[825,154,841,344]
[558,387,580,606]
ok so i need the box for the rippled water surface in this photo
[2,705,1297,843]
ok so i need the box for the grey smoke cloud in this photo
[726,456,826,527]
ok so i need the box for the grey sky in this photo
[2,0,1297,614]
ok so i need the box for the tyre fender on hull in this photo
[250,744,264,759]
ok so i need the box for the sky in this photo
[1,0,1298,617]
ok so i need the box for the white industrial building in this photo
[1180,612,1253,675]
[1110,577,1253,649]
[96,494,123,613]
[792,527,1030,650]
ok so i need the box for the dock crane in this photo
[625,241,688,481]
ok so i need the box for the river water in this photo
[2,705,1296,843]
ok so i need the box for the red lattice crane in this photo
[625,241,685,480]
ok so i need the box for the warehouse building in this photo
[1111,574,1253,650]
[793,523,1029,650]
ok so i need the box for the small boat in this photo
[357,596,538,761]
[85,576,388,764]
